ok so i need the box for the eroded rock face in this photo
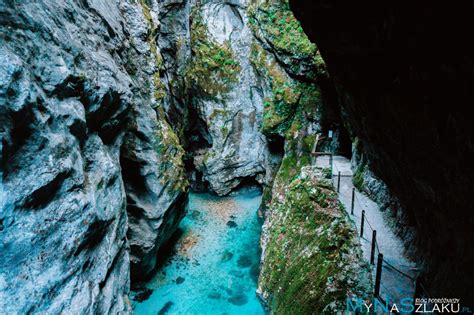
[186,0,274,195]
[154,0,291,196]
[156,0,192,133]
[0,0,187,312]
[167,0,328,196]
[290,0,474,304]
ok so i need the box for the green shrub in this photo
[247,1,316,59]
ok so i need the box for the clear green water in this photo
[132,190,266,315]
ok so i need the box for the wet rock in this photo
[237,255,252,268]
[184,1,277,195]
[154,0,299,199]
[228,293,248,306]
[226,220,238,228]
[175,276,185,284]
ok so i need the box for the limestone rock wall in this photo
[183,0,275,195]
[0,0,187,312]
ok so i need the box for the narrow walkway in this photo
[316,155,417,305]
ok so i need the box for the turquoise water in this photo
[132,190,266,315]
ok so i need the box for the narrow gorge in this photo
[1,0,473,314]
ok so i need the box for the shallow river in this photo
[133,190,266,315]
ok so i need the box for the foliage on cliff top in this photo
[248,1,315,57]
[185,5,241,98]
[247,0,328,80]
[250,41,322,137]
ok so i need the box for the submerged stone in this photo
[131,288,153,302]
[208,292,222,300]
[191,210,201,219]
[250,264,260,282]
[175,276,185,284]
[157,301,174,315]
[133,192,265,314]
[237,255,252,268]
[229,270,245,278]
[228,293,248,306]
[221,250,234,262]
[226,220,238,228]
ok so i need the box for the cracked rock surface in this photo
[0,1,187,313]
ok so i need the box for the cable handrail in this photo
[382,258,415,281]
[364,215,375,232]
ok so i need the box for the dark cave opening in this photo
[337,125,352,158]
[183,105,212,192]
[266,134,285,157]
[230,176,263,195]
[184,105,213,153]
[316,72,352,158]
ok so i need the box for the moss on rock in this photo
[259,162,371,313]
[154,106,188,193]
[248,1,316,59]
[250,41,322,138]
[138,0,188,194]
[258,72,371,314]
[257,108,371,313]
[247,0,327,78]
[185,5,241,98]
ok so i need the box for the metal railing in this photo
[318,153,431,306]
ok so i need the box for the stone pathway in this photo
[316,155,418,307]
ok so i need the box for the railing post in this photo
[351,187,355,215]
[337,171,341,192]
[329,154,333,186]
[360,210,365,238]
[374,253,383,297]
[370,230,377,265]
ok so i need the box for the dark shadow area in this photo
[290,0,474,305]
[183,105,213,192]
[229,177,263,196]
[337,125,352,158]
[185,106,212,153]
[267,134,285,157]
[131,227,185,291]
